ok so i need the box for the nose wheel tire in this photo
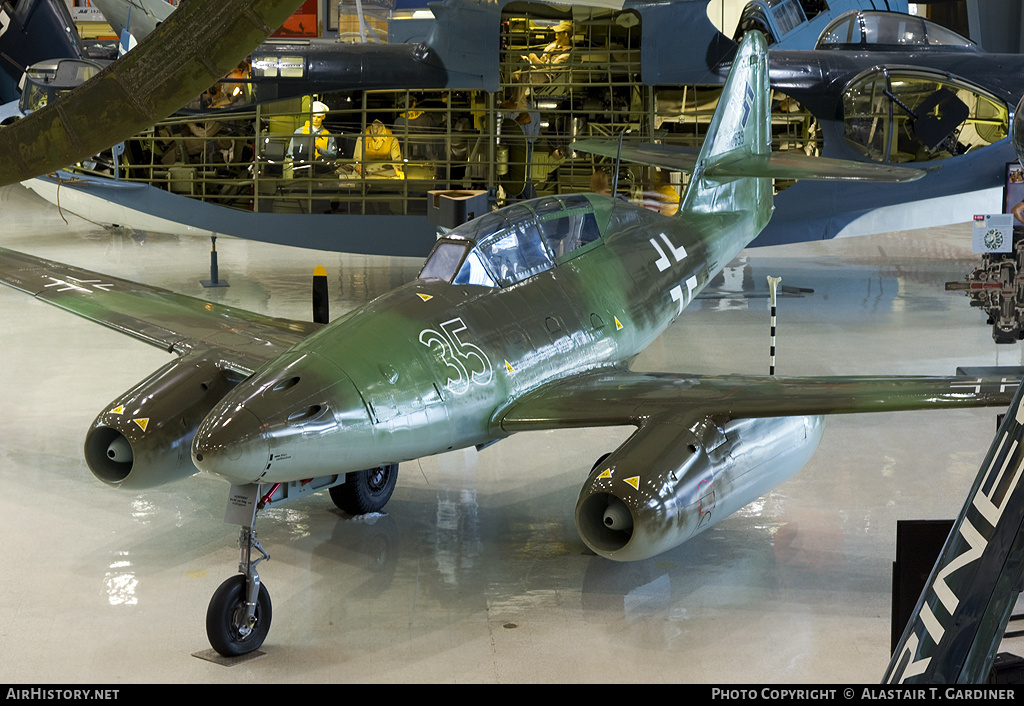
[206,575,273,657]
[329,463,398,515]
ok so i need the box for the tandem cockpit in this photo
[418,193,607,288]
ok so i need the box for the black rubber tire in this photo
[329,463,398,514]
[206,575,272,657]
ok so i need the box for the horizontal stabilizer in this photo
[571,140,927,183]
[708,152,927,182]
[571,140,701,173]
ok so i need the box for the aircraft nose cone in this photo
[192,405,270,484]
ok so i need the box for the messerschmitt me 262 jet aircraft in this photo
[0,32,1019,657]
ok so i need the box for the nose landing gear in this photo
[206,484,272,657]
[203,470,398,656]
[206,572,272,657]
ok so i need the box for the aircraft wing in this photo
[570,140,928,182]
[502,369,1022,563]
[0,247,318,374]
[497,370,1021,432]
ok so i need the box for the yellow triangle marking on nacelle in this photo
[596,469,612,479]
[132,418,149,432]
[417,293,433,301]
[110,405,124,415]
[505,360,515,374]
[614,317,624,330]
[625,476,640,489]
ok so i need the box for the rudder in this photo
[679,30,772,228]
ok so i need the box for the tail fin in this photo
[571,29,923,225]
[679,30,772,227]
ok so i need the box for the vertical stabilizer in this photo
[679,31,772,232]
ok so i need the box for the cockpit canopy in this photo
[418,193,604,288]
[816,11,977,52]
[19,59,105,114]
[842,68,1007,163]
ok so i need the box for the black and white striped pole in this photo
[767,276,781,376]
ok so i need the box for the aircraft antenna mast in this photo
[611,129,628,196]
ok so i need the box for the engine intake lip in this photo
[577,492,634,554]
[84,426,134,485]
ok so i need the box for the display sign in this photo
[973,213,1013,253]
[1003,161,1024,214]
[224,484,259,525]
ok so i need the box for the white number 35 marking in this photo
[419,318,493,395]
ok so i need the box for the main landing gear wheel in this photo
[329,463,399,514]
[206,574,273,657]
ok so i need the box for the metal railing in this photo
[61,10,822,217]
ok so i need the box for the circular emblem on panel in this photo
[984,228,1003,250]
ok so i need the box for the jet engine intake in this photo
[575,415,824,561]
[84,353,246,489]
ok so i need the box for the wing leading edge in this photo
[497,370,1024,433]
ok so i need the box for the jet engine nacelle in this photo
[84,352,245,489]
[575,414,825,561]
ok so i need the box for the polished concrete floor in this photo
[1,183,1022,684]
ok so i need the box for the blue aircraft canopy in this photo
[418,193,603,287]
[841,68,1007,163]
[817,11,977,52]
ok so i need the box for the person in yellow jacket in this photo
[288,101,338,160]
[353,119,404,178]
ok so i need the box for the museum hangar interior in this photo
[3,0,1024,685]
[4,189,1024,683]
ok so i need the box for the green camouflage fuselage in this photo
[191,194,761,486]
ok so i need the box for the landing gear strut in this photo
[205,470,399,655]
[206,485,272,656]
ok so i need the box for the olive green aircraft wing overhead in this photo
[497,370,1021,433]
[570,139,928,182]
[0,247,318,373]
[0,0,306,188]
